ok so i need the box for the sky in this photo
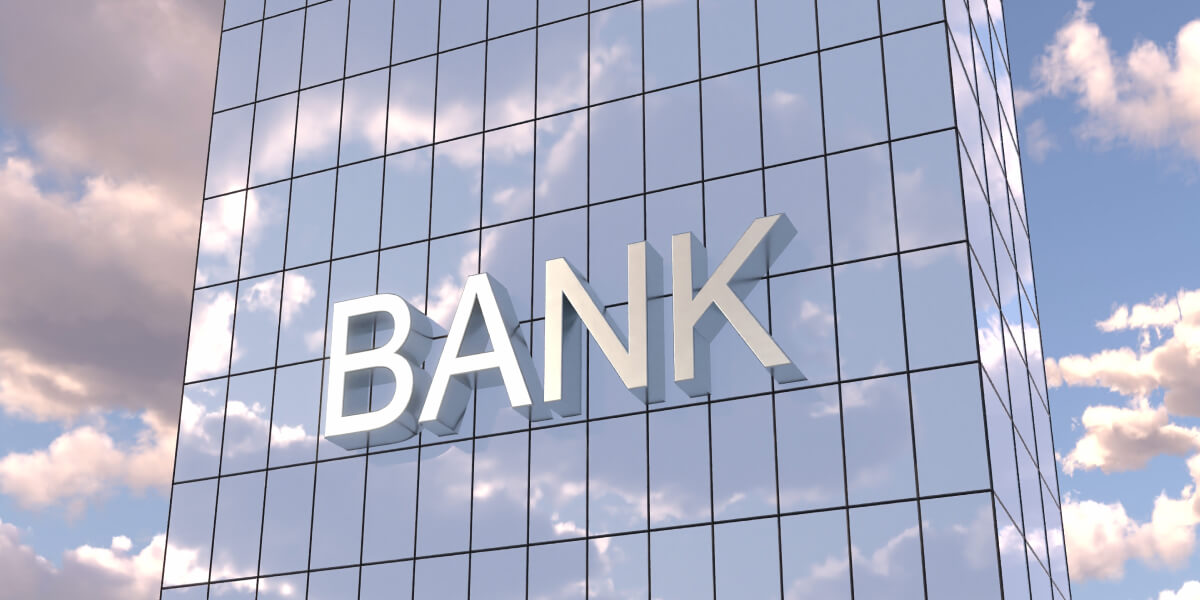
[0,1,1196,599]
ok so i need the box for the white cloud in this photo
[1031,1,1200,161]
[1062,401,1200,475]
[1047,289,1200,417]
[0,411,174,516]
[1063,454,1200,581]
[1160,581,1200,600]
[0,518,167,600]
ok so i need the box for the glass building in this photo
[162,0,1071,598]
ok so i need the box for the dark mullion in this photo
[254,0,311,596]
[303,0,356,596]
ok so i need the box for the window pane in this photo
[221,371,273,473]
[589,534,648,598]
[761,56,824,165]
[416,441,473,555]
[310,456,365,568]
[644,0,698,89]
[301,0,347,87]
[821,40,887,151]
[215,24,261,111]
[758,0,817,61]
[651,526,714,599]
[163,480,216,586]
[715,518,781,599]
[849,502,924,599]
[649,405,711,527]
[817,0,878,48]
[842,374,915,503]
[210,473,265,580]
[782,510,851,599]
[912,364,989,495]
[472,432,529,549]
[776,386,845,512]
[884,25,954,138]
[834,257,906,379]
[893,130,964,250]
[711,395,777,520]
[923,492,1002,599]
[589,415,647,535]
[902,244,977,369]
[259,465,314,575]
[645,84,701,190]
[590,3,642,104]
[529,540,586,599]
[363,449,419,562]
[470,548,526,600]
[702,70,762,177]
[828,144,895,262]
[698,0,757,76]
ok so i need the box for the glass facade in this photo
[163,0,1071,598]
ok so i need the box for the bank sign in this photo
[324,214,805,449]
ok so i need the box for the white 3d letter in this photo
[672,214,805,397]
[326,294,434,449]
[545,242,664,412]
[421,274,544,435]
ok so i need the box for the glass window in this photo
[880,0,943,33]
[301,0,347,88]
[436,45,486,141]
[532,209,587,318]
[362,449,419,562]
[308,567,359,600]
[185,284,236,382]
[176,380,226,482]
[276,263,329,365]
[472,432,529,549]
[817,0,878,48]
[309,456,365,568]
[268,361,320,466]
[332,159,384,257]
[765,160,830,273]
[651,526,714,599]
[761,56,824,165]
[431,135,483,236]
[285,171,335,267]
[645,84,701,191]
[221,371,273,473]
[485,31,536,130]
[820,40,887,152]
[644,0,698,89]
[224,1,262,28]
[414,554,468,600]
[267,0,304,18]
[715,518,781,599]
[361,561,414,600]
[912,364,989,495]
[258,12,304,100]
[197,193,246,287]
[340,71,389,164]
[903,244,977,367]
[828,144,895,262]
[381,148,433,246]
[702,69,762,177]
[834,257,906,379]
[538,17,588,116]
[758,0,817,62]
[479,220,534,331]
[470,548,526,600]
[206,106,253,197]
[590,97,644,202]
[416,441,473,555]
[923,492,1002,598]
[489,0,535,36]
[885,25,954,138]
[388,58,436,153]
[256,574,306,600]
[249,94,297,187]
[589,414,648,535]
[781,510,851,599]
[848,502,925,598]
[483,124,534,225]
[231,274,281,374]
[776,386,845,512]
[589,534,648,597]
[842,374,915,503]
[538,0,585,26]
[210,472,265,581]
[293,81,343,176]
[711,395,777,520]
[529,540,586,600]
[427,231,480,330]
[163,585,208,600]
[215,24,261,111]
[535,110,588,214]
[393,0,439,62]
[997,504,1030,600]
[591,3,642,104]
[529,423,587,543]
[893,130,964,250]
[208,582,253,599]
[241,183,289,278]
[649,405,711,527]
[345,0,391,75]
[163,480,216,586]
[698,0,757,76]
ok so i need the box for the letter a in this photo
[420,274,545,435]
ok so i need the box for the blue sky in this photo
[0,1,1197,598]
